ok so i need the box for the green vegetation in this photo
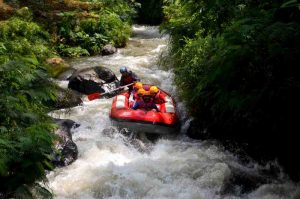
[56,10,132,57]
[52,0,136,57]
[0,18,53,61]
[0,0,138,197]
[162,0,300,178]
[4,0,137,58]
[15,0,138,57]
[0,12,57,198]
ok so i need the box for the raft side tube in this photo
[111,119,179,134]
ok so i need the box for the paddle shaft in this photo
[101,82,134,95]
[88,82,134,100]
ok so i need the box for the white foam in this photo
[47,25,298,199]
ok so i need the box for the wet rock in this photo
[0,192,6,199]
[186,119,209,140]
[102,126,119,138]
[186,118,300,182]
[58,68,76,80]
[101,44,117,55]
[54,87,82,109]
[221,166,273,195]
[120,129,153,153]
[68,66,119,94]
[52,119,80,167]
[102,127,152,153]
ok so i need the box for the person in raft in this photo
[149,86,165,104]
[132,88,160,112]
[119,66,140,92]
[129,82,143,103]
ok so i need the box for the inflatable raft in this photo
[110,87,179,134]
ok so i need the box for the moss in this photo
[46,57,70,78]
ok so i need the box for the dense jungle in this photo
[0,0,299,198]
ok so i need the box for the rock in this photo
[102,127,153,153]
[0,1,14,20]
[54,87,82,109]
[101,44,117,55]
[52,119,80,167]
[15,7,32,20]
[46,57,65,65]
[57,68,76,80]
[46,57,70,78]
[186,118,300,182]
[186,119,209,140]
[68,66,119,94]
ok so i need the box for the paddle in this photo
[87,83,135,101]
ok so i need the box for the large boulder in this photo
[52,119,79,167]
[68,66,119,94]
[46,57,70,78]
[54,87,83,109]
[101,44,117,55]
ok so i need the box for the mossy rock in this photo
[46,57,70,78]
[15,7,32,21]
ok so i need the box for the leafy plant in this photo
[55,10,131,56]
[57,44,90,57]
[162,0,300,178]
[0,59,57,198]
[0,12,58,198]
[0,17,54,62]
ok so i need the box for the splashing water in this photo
[47,25,299,199]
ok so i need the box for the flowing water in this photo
[47,25,299,199]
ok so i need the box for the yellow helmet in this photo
[137,88,146,96]
[134,82,143,90]
[150,86,159,94]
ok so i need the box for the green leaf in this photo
[0,139,15,149]
[20,56,39,66]
[33,183,53,199]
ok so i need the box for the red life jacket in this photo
[153,91,165,104]
[140,95,155,109]
[122,75,135,85]
[133,92,139,100]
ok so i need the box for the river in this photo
[47,25,299,199]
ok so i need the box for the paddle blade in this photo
[87,92,101,101]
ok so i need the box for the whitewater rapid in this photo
[47,25,299,199]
